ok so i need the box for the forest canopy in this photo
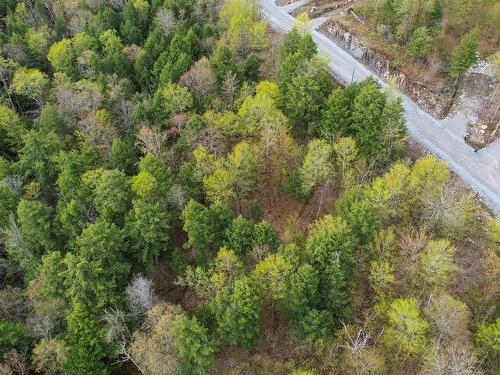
[0,0,498,374]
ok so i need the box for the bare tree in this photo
[168,113,189,138]
[78,114,118,156]
[0,350,29,375]
[447,345,483,375]
[135,124,168,157]
[0,58,18,107]
[129,303,183,375]
[338,321,386,375]
[168,185,186,210]
[340,320,372,355]
[425,293,470,346]
[155,8,176,35]
[193,126,226,157]
[28,314,56,339]
[423,342,483,375]
[0,286,28,322]
[125,274,159,318]
[194,0,223,23]
[398,225,429,263]
[222,72,239,109]
[3,43,28,65]
[179,57,217,98]
[421,182,459,225]
[115,100,135,134]
[53,78,103,126]
[1,175,25,197]
[103,308,146,375]
[2,216,29,272]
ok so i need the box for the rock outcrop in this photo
[322,21,455,118]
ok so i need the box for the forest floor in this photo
[259,0,500,216]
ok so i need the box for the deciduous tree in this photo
[384,298,428,355]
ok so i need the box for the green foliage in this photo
[0,187,17,232]
[284,264,321,319]
[18,129,63,195]
[243,53,262,82]
[67,220,129,307]
[487,219,500,253]
[121,0,150,45]
[279,27,317,61]
[213,275,262,348]
[319,83,359,141]
[475,317,500,363]
[299,139,334,196]
[210,45,239,86]
[125,200,170,270]
[253,253,292,301]
[384,298,428,355]
[225,216,255,257]
[32,338,69,375]
[351,80,387,157]
[98,29,130,77]
[219,0,268,54]
[0,104,25,154]
[65,303,110,375]
[182,200,234,267]
[0,1,495,373]
[407,27,430,58]
[450,28,479,78]
[93,169,132,225]
[152,82,194,124]
[38,104,67,135]
[173,315,216,375]
[11,67,49,104]
[418,239,457,289]
[16,199,54,257]
[48,39,77,78]
[369,260,395,301]
[107,138,137,175]
[252,221,279,251]
[204,167,235,203]
[306,215,355,272]
[320,78,406,162]
[37,251,66,301]
[136,154,173,202]
[335,187,381,245]
[0,319,29,354]
[297,308,333,342]
[305,215,356,319]
[281,58,333,134]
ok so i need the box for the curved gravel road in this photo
[260,0,500,215]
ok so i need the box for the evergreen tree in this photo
[450,28,479,78]
[65,303,109,375]
[182,200,233,267]
[213,275,262,348]
[125,200,170,270]
[173,315,216,375]
[351,80,387,158]
[408,27,429,58]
